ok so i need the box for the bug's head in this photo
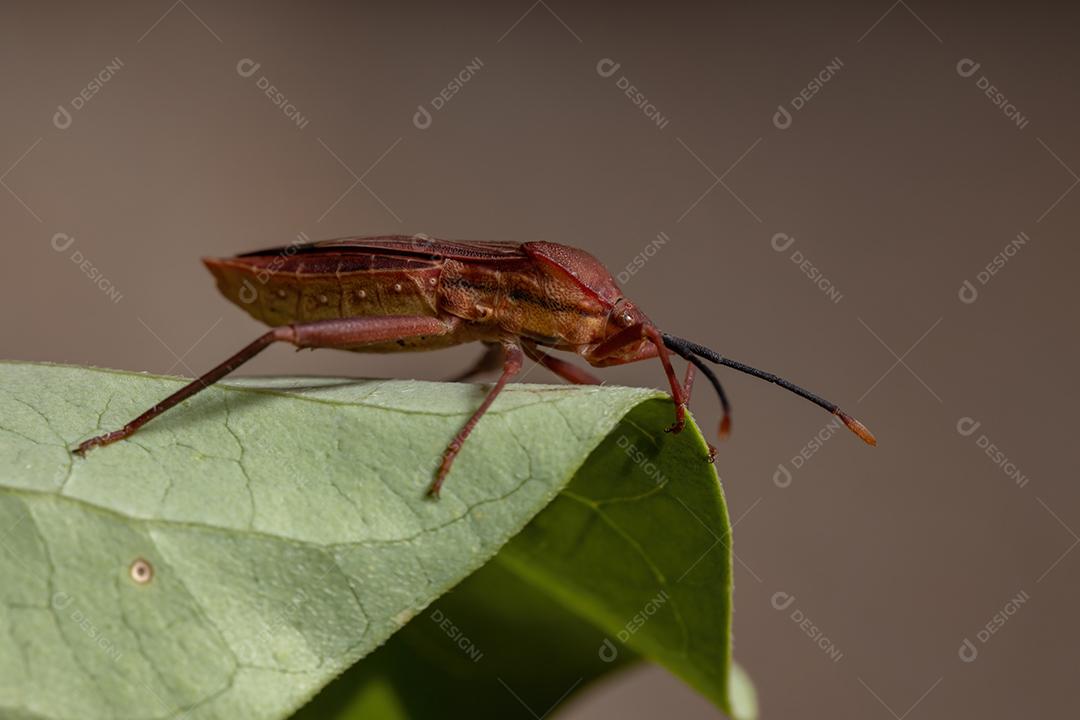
[584,298,659,366]
[609,298,650,331]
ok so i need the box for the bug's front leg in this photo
[429,341,523,498]
[74,315,460,457]
[676,361,714,461]
[589,324,689,434]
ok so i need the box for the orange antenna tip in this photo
[718,415,732,439]
[837,410,876,446]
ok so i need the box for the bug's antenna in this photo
[664,335,732,438]
[662,333,876,446]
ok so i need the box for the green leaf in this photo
[0,361,752,719]
[292,396,755,720]
[291,556,638,720]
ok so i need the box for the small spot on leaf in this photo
[129,558,154,585]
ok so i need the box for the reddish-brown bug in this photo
[74,235,875,497]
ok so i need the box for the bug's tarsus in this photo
[662,333,876,446]
[664,338,733,440]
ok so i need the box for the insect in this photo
[74,235,875,497]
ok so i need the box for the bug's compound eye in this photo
[612,300,636,328]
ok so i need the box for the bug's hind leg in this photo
[74,315,458,456]
[429,341,523,498]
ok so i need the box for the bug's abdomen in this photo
[204,255,443,326]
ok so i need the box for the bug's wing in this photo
[237,235,528,261]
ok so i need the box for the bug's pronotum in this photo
[75,235,875,497]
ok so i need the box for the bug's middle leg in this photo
[522,341,602,385]
[429,341,523,498]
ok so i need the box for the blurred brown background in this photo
[2,1,1077,718]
